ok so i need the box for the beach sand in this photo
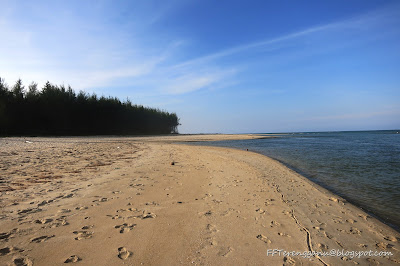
[0,135,399,265]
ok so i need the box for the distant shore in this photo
[0,135,399,265]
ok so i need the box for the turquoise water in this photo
[195,130,400,231]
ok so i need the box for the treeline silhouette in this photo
[0,77,179,136]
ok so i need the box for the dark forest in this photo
[0,77,179,136]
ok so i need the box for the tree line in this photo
[0,77,179,136]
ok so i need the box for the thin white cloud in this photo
[172,24,336,70]
[1,1,399,99]
[172,3,400,69]
[0,1,177,90]
[166,76,215,95]
[304,109,400,122]
[162,69,236,95]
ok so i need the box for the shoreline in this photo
[188,134,400,233]
[1,135,399,265]
[206,144,400,233]
[264,154,400,234]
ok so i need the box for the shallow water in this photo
[194,130,400,230]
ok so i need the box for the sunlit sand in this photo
[0,135,399,265]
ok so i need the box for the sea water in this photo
[194,130,400,231]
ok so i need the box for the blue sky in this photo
[1,0,399,133]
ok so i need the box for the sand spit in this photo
[0,135,399,265]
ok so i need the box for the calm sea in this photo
[194,130,400,231]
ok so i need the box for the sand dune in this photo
[0,135,399,265]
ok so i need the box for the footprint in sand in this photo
[130,183,145,190]
[37,199,54,206]
[317,243,329,251]
[217,246,234,257]
[58,209,71,214]
[202,193,213,200]
[358,213,370,221]
[376,242,394,250]
[0,246,22,256]
[255,208,267,214]
[221,208,236,217]
[0,232,13,241]
[264,198,275,206]
[348,227,362,235]
[199,210,213,217]
[329,197,339,203]
[92,197,108,203]
[117,247,132,260]
[139,211,156,219]
[12,257,33,266]
[341,256,350,261]
[34,218,53,224]
[51,216,69,227]
[283,256,296,265]
[75,206,88,211]
[0,247,11,256]
[17,208,42,216]
[333,218,344,224]
[366,258,380,265]
[63,193,74,199]
[256,234,271,244]
[323,231,333,239]
[384,236,398,242]
[73,231,93,240]
[206,224,219,234]
[64,255,82,263]
[116,208,137,213]
[107,214,122,220]
[30,235,55,243]
[313,226,324,231]
[277,232,291,237]
[270,220,280,227]
[145,201,159,206]
[81,225,94,230]
[335,240,344,248]
[115,223,136,233]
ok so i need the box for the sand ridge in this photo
[0,135,399,265]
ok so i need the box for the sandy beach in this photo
[0,135,399,265]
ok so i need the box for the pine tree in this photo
[12,79,25,100]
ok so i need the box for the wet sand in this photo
[0,135,399,265]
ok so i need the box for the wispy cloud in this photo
[1,1,399,99]
[171,24,337,70]
[161,68,237,95]
[303,109,400,122]
[0,1,176,89]
[176,4,400,68]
